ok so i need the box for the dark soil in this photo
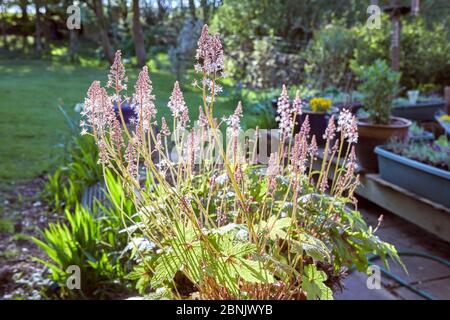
[0,176,58,300]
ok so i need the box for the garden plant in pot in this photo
[352,59,411,172]
[68,26,403,300]
[298,97,336,145]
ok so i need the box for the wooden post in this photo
[391,15,401,72]
[388,0,402,72]
[445,86,450,115]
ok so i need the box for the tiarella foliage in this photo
[79,25,402,300]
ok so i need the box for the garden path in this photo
[336,198,450,300]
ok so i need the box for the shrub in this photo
[243,36,304,89]
[351,59,400,125]
[305,16,450,94]
[304,23,356,91]
[78,26,402,300]
[354,17,450,93]
[309,97,332,113]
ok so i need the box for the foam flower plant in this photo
[80,25,402,300]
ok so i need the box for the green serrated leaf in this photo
[301,265,333,300]
[238,259,275,284]
[291,233,330,262]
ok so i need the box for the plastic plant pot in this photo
[407,90,419,105]
[392,100,445,121]
[375,146,450,208]
[297,108,338,146]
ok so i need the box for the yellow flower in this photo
[310,97,332,113]
[440,114,450,122]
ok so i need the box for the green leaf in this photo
[259,216,293,240]
[238,259,275,284]
[291,233,330,262]
[151,252,182,287]
[301,265,333,300]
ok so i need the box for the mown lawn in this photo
[0,58,241,183]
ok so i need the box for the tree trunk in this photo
[42,3,51,52]
[19,0,28,53]
[34,0,42,56]
[201,0,208,23]
[189,0,196,21]
[119,0,129,38]
[64,0,79,63]
[156,0,166,21]
[1,1,8,50]
[93,0,115,64]
[68,30,79,63]
[132,0,146,67]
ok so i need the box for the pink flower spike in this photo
[195,24,225,77]
[292,90,303,115]
[276,85,294,137]
[133,66,156,132]
[323,115,336,141]
[309,135,318,158]
[161,117,170,136]
[226,101,243,137]
[267,152,280,190]
[107,50,128,93]
[168,81,187,119]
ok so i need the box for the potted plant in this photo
[375,136,450,208]
[72,27,403,299]
[352,59,411,171]
[408,122,434,142]
[298,97,337,145]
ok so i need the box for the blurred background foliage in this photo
[0,0,449,182]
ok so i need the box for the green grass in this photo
[0,58,242,183]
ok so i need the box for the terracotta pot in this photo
[356,117,411,172]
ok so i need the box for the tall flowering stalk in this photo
[80,25,402,300]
